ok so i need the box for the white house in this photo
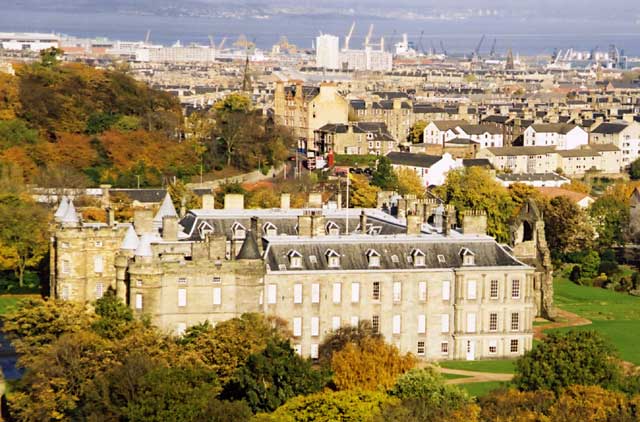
[523,123,588,150]
[451,124,504,148]
[423,120,468,145]
[590,121,640,167]
[385,152,491,187]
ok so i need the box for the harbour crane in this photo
[365,24,374,48]
[473,34,485,60]
[344,21,355,50]
[418,30,427,55]
[218,37,227,50]
[144,30,151,45]
[440,40,447,56]
[489,38,497,58]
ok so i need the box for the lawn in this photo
[439,359,516,374]
[458,381,506,397]
[333,154,378,167]
[0,296,23,315]
[552,277,640,364]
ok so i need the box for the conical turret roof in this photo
[120,225,140,251]
[153,194,178,225]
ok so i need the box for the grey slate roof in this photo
[264,236,524,272]
[386,152,441,168]
[591,122,628,134]
[236,231,262,260]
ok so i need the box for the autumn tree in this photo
[331,336,416,391]
[318,320,381,367]
[256,390,396,422]
[513,330,622,394]
[0,193,49,287]
[350,174,380,208]
[547,385,633,422]
[435,167,515,242]
[395,167,425,198]
[478,388,556,421]
[408,120,427,143]
[222,338,327,413]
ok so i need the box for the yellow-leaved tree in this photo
[331,336,416,391]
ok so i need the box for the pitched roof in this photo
[484,146,557,156]
[457,124,502,135]
[236,231,262,260]
[536,187,593,204]
[430,120,468,131]
[591,122,629,134]
[529,123,579,134]
[386,152,441,168]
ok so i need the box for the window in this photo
[178,277,187,285]
[311,316,319,336]
[372,315,380,333]
[61,285,70,301]
[417,341,425,356]
[326,221,340,236]
[489,340,498,354]
[176,323,187,336]
[95,282,104,299]
[178,288,187,307]
[332,316,341,331]
[392,315,401,334]
[351,282,360,303]
[412,249,425,266]
[94,255,104,273]
[489,313,498,331]
[332,283,342,304]
[267,284,277,304]
[310,344,319,359]
[326,249,340,268]
[61,259,71,275]
[311,283,320,304]
[350,316,359,327]
[437,254,446,264]
[294,283,303,304]
[510,339,519,353]
[512,279,521,299]
[442,281,451,301]
[490,279,499,299]
[263,222,277,236]
[293,317,302,337]
[467,280,477,300]
[441,341,449,354]
[467,313,477,333]
[393,281,402,302]
[441,314,450,333]
[213,276,221,283]
[418,314,426,334]
[288,250,303,269]
[419,281,427,301]
[391,254,399,263]
[61,242,70,249]
[366,249,381,267]
[135,293,143,310]
[372,281,381,300]
[511,313,520,331]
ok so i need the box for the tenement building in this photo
[51,193,536,361]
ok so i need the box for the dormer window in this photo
[326,221,340,236]
[366,249,381,268]
[263,222,277,237]
[326,249,341,268]
[198,221,214,239]
[288,250,303,269]
[411,248,426,267]
[366,132,374,140]
[231,222,246,240]
[460,248,475,266]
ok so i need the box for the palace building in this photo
[50,192,541,361]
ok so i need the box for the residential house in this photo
[523,123,588,150]
[590,121,640,167]
[314,122,396,156]
[536,187,595,208]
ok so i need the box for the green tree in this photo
[542,196,595,256]
[371,156,397,190]
[256,390,396,422]
[0,119,38,150]
[589,195,629,248]
[39,47,63,67]
[222,338,327,413]
[629,157,640,180]
[0,193,49,287]
[513,330,622,394]
[579,250,601,279]
[435,167,515,242]
[91,290,136,340]
[350,174,380,208]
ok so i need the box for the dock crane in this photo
[489,38,497,58]
[144,30,151,45]
[344,21,355,50]
[473,34,485,60]
[364,24,374,48]
[418,30,427,55]
[440,40,447,56]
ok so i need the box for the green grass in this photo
[441,373,472,380]
[458,381,506,397]
[552,277,640,364]
[333,154,378,167]
[439,359,516,374]
[0,296,23,315]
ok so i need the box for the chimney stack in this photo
[461,209,487,236]
[360,210,368,233]
[202,194,215,210]
[133,209,154,235]
[106,207,115,227]
[406,213,422,235]
[162,215,179,241]
[280,193,291,210]
[224,194,245,210]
